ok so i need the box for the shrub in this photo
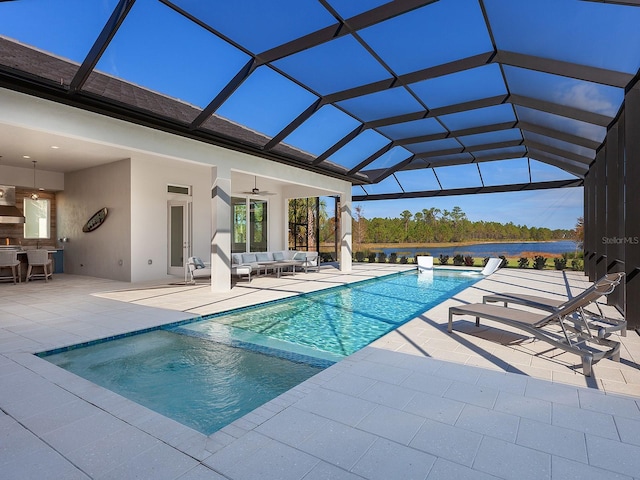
[499,255,508,268]
[439,254,450,265]
[389,252,397,264]
[533,255,547,270]
[355,251,365,262]
[571,259,584,271]
[518,257,530,268]
[453,254,465,266]
[464,255,474,266]
[377,252,387,263]
[368,253,377,263]
[320,252,334,262]
[400,256,408,264]
[554,257,567,270]
[483,257,490,266]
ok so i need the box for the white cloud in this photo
[557,82,617,117]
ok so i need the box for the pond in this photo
[376,240,578,259]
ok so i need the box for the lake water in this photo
[376,240,578,258]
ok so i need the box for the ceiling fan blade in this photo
[239,176,277,195]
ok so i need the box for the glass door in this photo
[168,200,191,275]
[249,199,267,252]
[232,197,247,253]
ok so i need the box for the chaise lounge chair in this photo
[417,255,434,272]
[462,257,502,276]
[448,273,626,376]
[482,272,626,338]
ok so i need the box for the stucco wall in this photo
[130,155,213,283]
[57,159,132,281]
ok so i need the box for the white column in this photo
[340,191,352,272]
[211,165,232,292]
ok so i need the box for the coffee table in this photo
[273,260,302,278]
[256,261,278,276]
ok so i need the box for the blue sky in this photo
[355,187,583,231]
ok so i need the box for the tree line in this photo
[352,206,575,245]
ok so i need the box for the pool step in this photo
[168,322,342,368]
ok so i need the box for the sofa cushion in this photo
[256,252,273,262]
[242,253,257,263]
[273,251,285,261]
[193,257,206,269]
[292,251,307,261]
[232,253,243,265]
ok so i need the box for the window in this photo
[231,197,267,253]
[23,199,50,239]
[167,184,191,195]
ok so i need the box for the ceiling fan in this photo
[242,176,276,196]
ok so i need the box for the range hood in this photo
[0,186,26,224]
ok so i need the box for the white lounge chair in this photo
[186,257,211,284]
[417,255,433,272]
[462,257,502,276]
[448,274,625,376]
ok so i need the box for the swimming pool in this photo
[42,270,477,435]
[176,269,477,361]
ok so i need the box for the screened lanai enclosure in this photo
[0,0,638,328]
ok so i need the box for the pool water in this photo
[42,270,477,435]
[178,269,477,361]
[45,331,321,434]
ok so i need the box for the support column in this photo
[210,165,232,292]
[339,191,352,272]
[624,85,640,331]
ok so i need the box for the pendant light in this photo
[30,160,39,200]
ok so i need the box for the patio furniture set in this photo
[187,250,319,284]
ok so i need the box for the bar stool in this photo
[26,249,53,282]
[0,250,21,284]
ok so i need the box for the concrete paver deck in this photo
[1,265,638,479]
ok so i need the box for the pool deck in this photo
[1,264,639,479]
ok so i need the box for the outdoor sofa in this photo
[232,250,320,278]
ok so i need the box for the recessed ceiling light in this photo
[50,146,59,149]
[23,155,30,159]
